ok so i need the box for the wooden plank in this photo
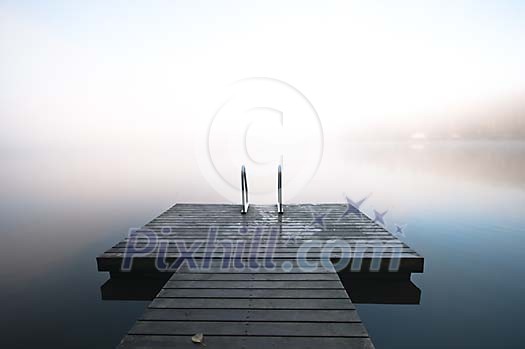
[166,259,337,271]
[140,308,361,322]
[162,280,344,289]
[157,288,348,298]
[100,251,421,259]
[149,298,355,309]
[128,320,369,337]
[97,256,424,273]
[121,234,399,238]
[106,247,415,253]
[118,335,375,349]
[114,241,409,247]
[161,273,340,280]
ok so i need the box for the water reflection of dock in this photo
[97,204,424,348]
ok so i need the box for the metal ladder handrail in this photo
[240,165,283,214]
[277,165,283,214]
[241,165,249,214]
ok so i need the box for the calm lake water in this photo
[1,141,525,348]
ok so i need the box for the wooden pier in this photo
[97,203,424,348]
[98,204,423,275]
[118,262,374,348]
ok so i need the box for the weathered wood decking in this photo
[97,204,423,275]
[118,262,374,349]
[98,203,424,348]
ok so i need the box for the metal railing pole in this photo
[277,165,283,214]
[241,165,249,214]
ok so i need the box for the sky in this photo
[1,0,525,151]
